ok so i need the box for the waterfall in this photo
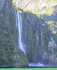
[14,7,45,67]
[14,7,26,54]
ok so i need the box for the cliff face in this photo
[24,12,43,63]
[19,0,57,64]
[21,10,57,64]
[0,0,28,66]
[0,0,5,11]
[0,0,57,66]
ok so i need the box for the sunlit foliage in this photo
[12,0,57,15]
[46,21,57,34]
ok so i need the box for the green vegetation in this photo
[0,0,28,66]
[0,0,57,66]
[45,21,57,34]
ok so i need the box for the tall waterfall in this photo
[14,7,45,67]
[14,7,26,54]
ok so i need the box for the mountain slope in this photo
[12,0,57,15]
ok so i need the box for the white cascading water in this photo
[14,7,44,67]
[14,7,26,54]
[29,63,44,67]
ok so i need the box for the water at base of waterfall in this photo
[29,63,45,67]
